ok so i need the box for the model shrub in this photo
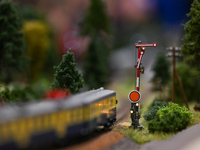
[1,86,41,103]
[148,102,192,133]
[143,99,168,121]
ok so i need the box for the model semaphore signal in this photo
[129,41,157,129]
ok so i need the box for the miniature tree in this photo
[51,49,84,93]
[81,0,112,89]
[23,21,50,82]
[150,53,170,98]
[173,63,200,105]
[0,1,28,84]
[20,5,60,80]
[84,37,109,89]
[81,0,112,36]
[182,0,200,68]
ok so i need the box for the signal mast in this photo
[128,41,157,129]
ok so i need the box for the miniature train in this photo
[0,88,117,150]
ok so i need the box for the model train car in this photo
[0,88,117,150]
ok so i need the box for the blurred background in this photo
[0,0,196,105]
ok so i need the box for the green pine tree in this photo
[151,53,171,97]
[81,0,112,89]
[0,1,28,84]
[182,0,200,68]
[84,37,109,89]
[51,49,84,93]
[81,0,112,36]
[173,63,200,105]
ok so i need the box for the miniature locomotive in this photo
[0,88,117,150]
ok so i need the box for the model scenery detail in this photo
[0,88,117,150]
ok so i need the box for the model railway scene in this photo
[1,0,200,150]
[0,88,117,150]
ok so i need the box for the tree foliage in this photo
[182,0,200,67]
[0,0,28,84]
[20,5,60,80]
[1,85,42,103]
[81,0,112,36]
[23,21,50,82]
[172,63,200,105]
[151,53,171,93]
[84,37,109,89]
[20,5,45,21]
[51,49,84,93]
[81,0,112,89]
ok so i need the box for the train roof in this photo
[59,88,116,109]
[82,89,116,105]
[59,88,102,109]
[23,100,58,117]
[0,105,22,123]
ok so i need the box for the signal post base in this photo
[129,103,144,130]
[129,124,144,130]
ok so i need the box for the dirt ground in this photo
[59,131,125,150]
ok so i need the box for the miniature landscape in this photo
[0,0,200,150]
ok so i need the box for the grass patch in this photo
[114,125,174,144]
[115,105,200,145]
[188,110,200,127]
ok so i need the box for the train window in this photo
[110,98,113,107]
[90,106,92,118]
[103,100,107,110]
[81,108,84,121]
[0,125,2,141]
[104,101,106,110]
[76,108,80,122]
[66,111,70,123]
[50,113,57,128]
[83,106,89,121]
[92,104,96,118]
[74,109,77,123]
[70,109,74,123]
[67,111,71,123]
[58,111,65,123]
[27,118,34,133]
[73,109,77,123]
[77,108,80,121]
[18,119,28,141]
[98,102,102,110]
[42,115,47,130]
[1,123,9,140]
[36,117,42,131]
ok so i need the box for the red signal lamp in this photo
[128,90,141,103]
